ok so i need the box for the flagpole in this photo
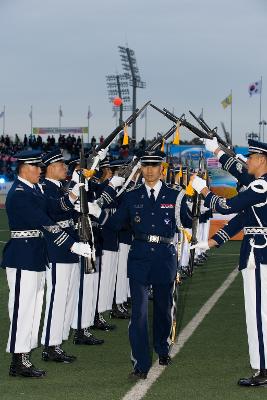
[230,89,233,143]
[259,76,262,140]
[3,105,5,135]
[59,105,61,136]
[87,106,90,144]
[30,105,33,135]
[145,109,148,141]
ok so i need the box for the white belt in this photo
[244,227,267,235]
[57,219,74,228]
[11,230,43,238]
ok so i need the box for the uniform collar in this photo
[45,178,61,187]
[17,176,35,189]
[144,180,162,200]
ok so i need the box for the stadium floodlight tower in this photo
[106,74,131,125]
[118,46,146,143]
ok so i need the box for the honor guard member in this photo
[1,150,91,378]
[88,150,193,379]
[191,139,267,387]
[40,149,81,361]
[69,156,123,337]
[95,160,127,323]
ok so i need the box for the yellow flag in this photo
[221,94,232,109]
[178,166,182,178]
[161,139,165,152]
[122,124,129,145]
[173,124,180,145]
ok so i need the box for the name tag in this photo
[160,204,175,208]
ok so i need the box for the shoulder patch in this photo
[249,179,267,194]
[15,185,24,191]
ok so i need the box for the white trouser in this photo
[97,250,118,313]
[180,229,191,267]
[242,264,267,370]
[116,243,130,304]
[6,268,45,353]
[41,262,79,347]
[202,220,210,242]
[71,257,99,329]
[196,223,204,258]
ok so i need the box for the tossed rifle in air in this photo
[77,137,96,274]
[150,104,247,170]
[116,124,177,196]
[187,151,206,277]
[84,101,151,176]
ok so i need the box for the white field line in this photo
[122,267,239,400]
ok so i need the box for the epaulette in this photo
[15,185,24,191]
[126,184,142,192]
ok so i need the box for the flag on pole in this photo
[0,111,4,118]
[248,80,262,96]
[59,106,63,117]
[87,108,92,119]
[173,124,180,145]
[221,94,232,109]
[29,110,32,119]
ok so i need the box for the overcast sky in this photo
[0,0,266,145]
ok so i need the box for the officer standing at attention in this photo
[40,149,80,362]
[1,150,91,378]
[191,139,267,387]
[88,150,192,379]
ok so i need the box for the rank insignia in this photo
[164,218,171,225]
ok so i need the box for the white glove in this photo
[98,148,108,161]
[71,183,85,198]
[74,201,80,213]
[204,137,219,153]
[190,241,210,251]
[71,169,80,184]
[191,176,207,194]
[71,169,89,189]
[109,176,125,188]
[71,242,92,257]
[88,202,101,218]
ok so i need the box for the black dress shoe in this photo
[128,369,148,380]
[73,328,104,345]
[9,353,46,378]
[92,314,116,331]
[159,355,172,366]
[110,305,130,319]
[238,370,267,387]
[42,345,76,363]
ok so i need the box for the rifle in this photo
[189,110,247,169]
[150,104,248,169]
[187,151,205,277]
[77,137,96,274]
[85,101,151,175]
[221,122,232,147]
[116,124,177,197]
